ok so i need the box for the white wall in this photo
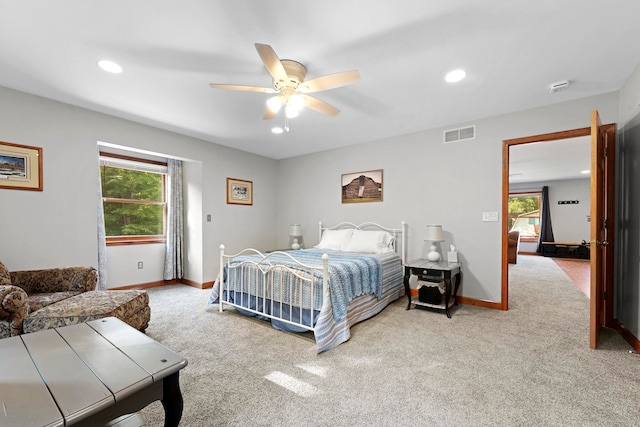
[511,178,591,252]
[183,159,203,285]
[277,93,619,302]
[107,243,166,287]
[0,86,278,287]
[618,62,640,126]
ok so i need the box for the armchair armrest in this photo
[0,285,29,336]
[10,266,97,294]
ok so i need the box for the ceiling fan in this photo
[209,43,360,120]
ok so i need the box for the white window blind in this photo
[100,156,167,174]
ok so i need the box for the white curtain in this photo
[96,149,107,290]
[164,158,184,280]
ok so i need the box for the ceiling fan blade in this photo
[209,83,276,93]
[255,43,288,82]
[299,70,360,93]
[301,95,340,116]
[263,108,277,120]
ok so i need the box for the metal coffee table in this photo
[0,317,188,427]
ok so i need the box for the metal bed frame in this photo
[218,221,406,333]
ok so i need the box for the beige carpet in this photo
[139,255,639,426]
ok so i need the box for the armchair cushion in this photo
[28,291,84,312]
[0,285,29,337]
[10,267,97,295]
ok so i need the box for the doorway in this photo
[501,122,616,348]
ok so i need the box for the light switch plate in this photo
[482,212,499,222]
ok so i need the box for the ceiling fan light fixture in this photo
[267,96,283,113]
[287,94,304,112]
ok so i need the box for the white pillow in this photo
[315,229,353,251]
[344,229,394,253]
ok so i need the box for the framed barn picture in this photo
[341,169,383,203]
[0,141,43,191]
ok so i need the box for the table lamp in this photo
[425,225,444,261]
[289,224,302,250]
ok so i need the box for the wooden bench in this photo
[541,241,590,259]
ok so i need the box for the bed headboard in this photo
[318,221,407,265]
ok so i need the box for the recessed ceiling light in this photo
[445,69,466,83]
[271,127,284,134]
[581,170,590,174]
[97,60,122,74]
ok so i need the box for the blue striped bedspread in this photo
[223,249,385,322]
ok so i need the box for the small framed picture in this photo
[226,178,253,205]
[341,169,383,203]
[0,141,43,191]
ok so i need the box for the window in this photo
[100,153,167,245]
[508,191,541,241]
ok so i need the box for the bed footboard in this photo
[218,245,329,332]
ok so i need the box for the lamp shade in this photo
[425,225,444,241]
[267,96,283,113]
[289,224,302,237]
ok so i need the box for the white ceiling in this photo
[509,136,591,184]
[1,1,639,164]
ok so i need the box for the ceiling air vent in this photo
[444,125,476,143]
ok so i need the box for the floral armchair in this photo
[0,261,97,338]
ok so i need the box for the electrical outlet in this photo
[137,262,143,269]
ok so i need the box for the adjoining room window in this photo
[100,152,168,245]
[508,191,541,242]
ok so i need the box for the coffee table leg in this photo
[161,372,184,427]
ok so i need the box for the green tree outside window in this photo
[101,165,165,237]
[508,194,541,237]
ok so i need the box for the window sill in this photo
[519,237,539,243]
[107,237,166,246]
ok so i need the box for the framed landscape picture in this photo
[341,169,383,203]
[0,141,43,191]
[226,178,253,205]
